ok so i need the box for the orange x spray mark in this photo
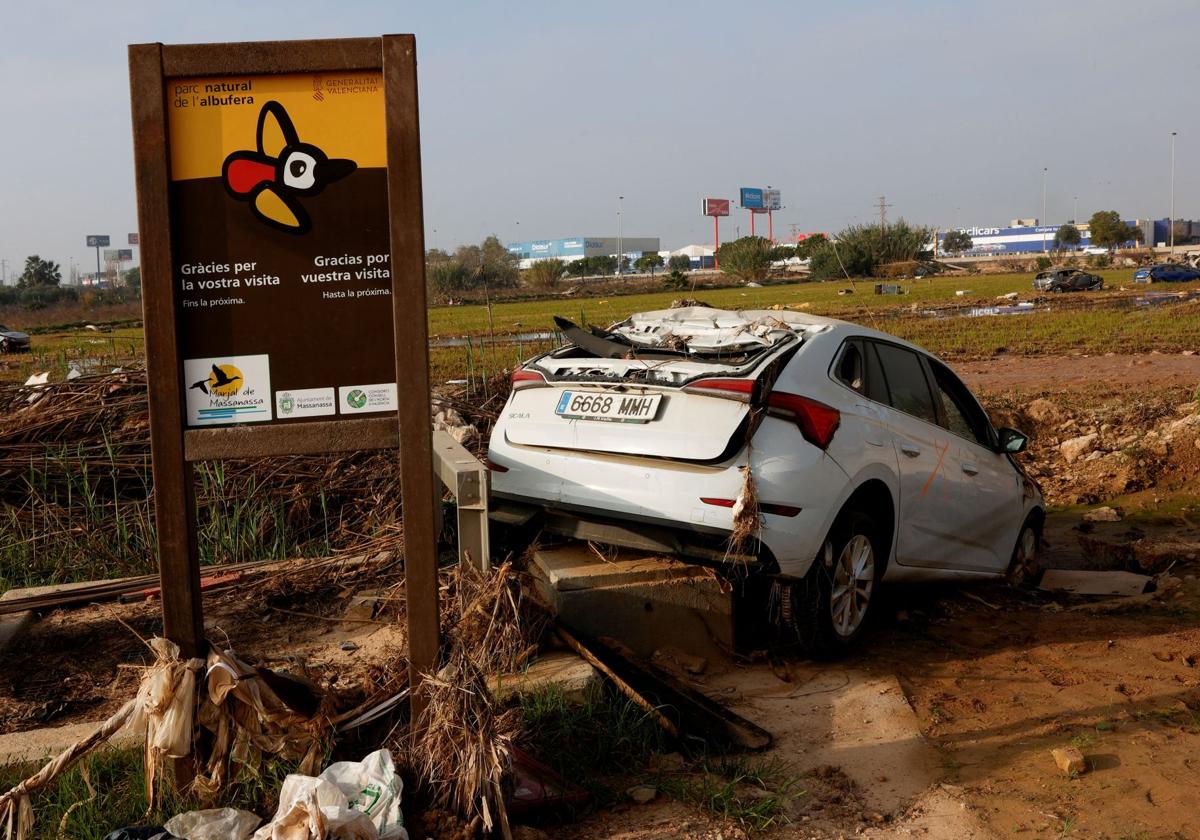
[920,440,951,497]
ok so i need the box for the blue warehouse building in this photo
[937,219,1158,254]
[507,235,660,268]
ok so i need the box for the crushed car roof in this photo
[609,307,841,352]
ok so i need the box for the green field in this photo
[4,269,1199,387]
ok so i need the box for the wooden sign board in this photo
[128,37,439,702]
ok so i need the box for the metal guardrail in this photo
[432,429,491,571]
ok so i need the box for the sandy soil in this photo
[955,352,1200,394]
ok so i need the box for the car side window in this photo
[864,342,890,404]
[929,360,991,448]
[872,343,939,424]
[834,341,865,394]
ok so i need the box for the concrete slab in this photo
[0,720,140,768]
[530,545,736,662]
[488,651,600,703]
[1039,569,1152,597]
[532,543,710,592]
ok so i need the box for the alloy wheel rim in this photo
[1016,528,1037,573]
[830,534,874,637]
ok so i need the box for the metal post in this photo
[1170,131,1177,251]
[616,195,623,276]
[768,210,773,244]
[713,215,720,269]
[750,210,755,239]
[95,245,102,278]
[1042,167,1048,253]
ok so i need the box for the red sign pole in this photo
[749,209,755,239]
[713,215,720,269]
[768,210,774,244]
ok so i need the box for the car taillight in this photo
[766,391,840,450]
[485,458,509,473]
[700,497,801,517]
[510,368,546,389]
[683,378,754,402]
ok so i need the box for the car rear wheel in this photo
[0,338,8,354]
[1006,518,1042,588]
[788,509,881,658]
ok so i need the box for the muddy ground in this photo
[2,352,1199,839]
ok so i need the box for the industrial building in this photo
[506,236,660,268]
[936,218,1189,254]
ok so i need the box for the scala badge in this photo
[221,101,357,235]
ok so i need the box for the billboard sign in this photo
[118,248,134,261]
[86,235,110,247]
[166,68,394,428]
[739,187,764,210]
[763,189,781,211]
[128,232,140,245]
[703,198,730,217]
[104,249,119,261]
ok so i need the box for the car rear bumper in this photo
[488,416,850,578]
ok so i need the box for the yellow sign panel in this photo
[167,72,386,181]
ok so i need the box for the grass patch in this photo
[0,453,335,591]
[0,746,304,840]
[653,755,803,832]
[518,683,665,805]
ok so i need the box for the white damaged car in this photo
[488,308,1043,654]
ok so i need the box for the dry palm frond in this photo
[727,463,762,559]
[396,562,545,836]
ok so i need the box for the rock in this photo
[1025,398,1061,426]
[1052,746,1087,775]
[1061,433,1099,463]
[626,785,657,804]
[651,646,707,676]
[1083,506,1123,523]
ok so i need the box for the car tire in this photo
[0,338,8,354]
[1006,517,1043,588]
[789,509,882,658]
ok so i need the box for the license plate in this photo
[554,390,662,423]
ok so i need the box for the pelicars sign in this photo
[167,71,396,427]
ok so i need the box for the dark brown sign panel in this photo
[129,38,439,711]
[168,71,397,426]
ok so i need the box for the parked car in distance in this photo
[1132,264,1200,283]
[490,308,1044,655]
[1032,268,1103,292]
[0,325,31,353]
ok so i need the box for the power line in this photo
[876,195,893,233]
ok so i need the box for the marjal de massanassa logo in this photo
[189,363,244,397]
[221,101,357,235]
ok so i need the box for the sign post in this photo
[128,37,440,712]
[86,235,110,277]
[702,198,729,269]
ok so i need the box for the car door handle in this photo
[899,443,921,457]
[962,463,979,476]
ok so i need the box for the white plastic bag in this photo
[251,775,380,840]
[165,807,261,840]
[318,750,407,840]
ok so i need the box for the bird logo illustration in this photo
[190,363,243,397]
[221,101,356,235]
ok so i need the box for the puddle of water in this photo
[965,302,1040,318]
[430,331,557,348]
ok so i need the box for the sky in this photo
[2,0,1199,281]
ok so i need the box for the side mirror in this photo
[997,427,1028,454]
